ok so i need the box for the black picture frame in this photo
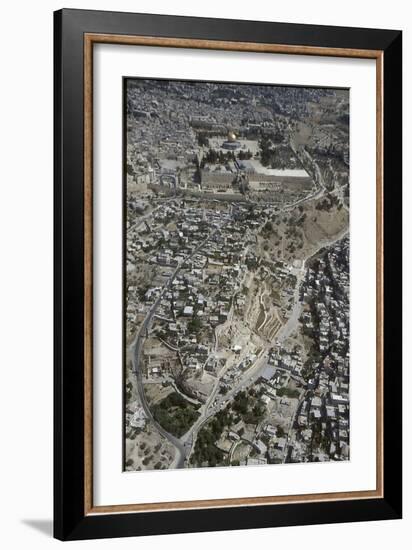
[54,8,402,541]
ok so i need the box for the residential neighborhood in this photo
[123,79,350,471]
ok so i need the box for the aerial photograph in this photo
[124,78,350,472]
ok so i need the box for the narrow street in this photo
[130,143,347,469]
[130,222,228,467]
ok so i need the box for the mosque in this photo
[221,130,241,151]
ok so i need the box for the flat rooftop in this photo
[246,159,310,178]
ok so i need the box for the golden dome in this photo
[227,131,237,142]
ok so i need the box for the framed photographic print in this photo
[54,8,402,541]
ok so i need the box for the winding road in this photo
[131,223,227,468]
[130,142,347,469]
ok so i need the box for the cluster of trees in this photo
[308,418,333,455]
[301,348,323,383]
[210,408,234,437]
[191,389,269,467]
[152,392,200,438]
[232,391,249,415]
[308,143,348,163]
[135,282,152,301]
[259,137,277,167]
[277,387,300,399]
[191,427,224,467]
[187,317,202,334]
[232,390,266,424]
[197,132,210,147]
[315,193,340,211]
[191,408,234,467]
[285,225,300,239]
[245,256,259,271]
[237,149,253,160]
[276,426,285,437]
[258,138,295,169]
[200,147,253,167]
[260,221,279,240]
[201,148,234,166]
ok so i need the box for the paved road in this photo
[183,193,348,461]
[131,223,226,468]
[131,280,186,468]
[131,148,344,467]
[127,205,161,234]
